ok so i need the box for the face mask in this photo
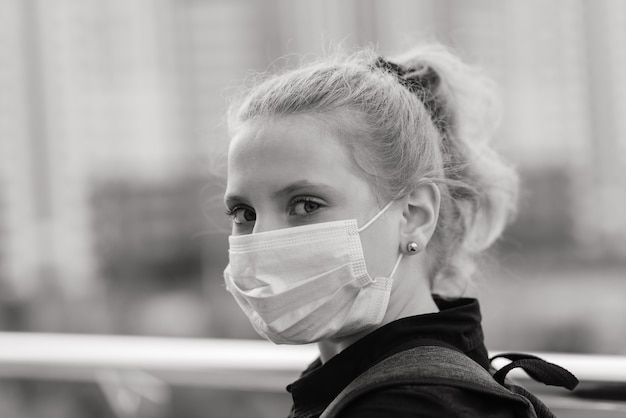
[223,201,403,344]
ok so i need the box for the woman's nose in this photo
[251,215,285,234]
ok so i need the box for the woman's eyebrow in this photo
[273,180,336,198]
[224,181,336,207]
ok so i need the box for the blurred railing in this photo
[1,332,625,416]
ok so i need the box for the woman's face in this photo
[224,116,402,278]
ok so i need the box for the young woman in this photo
[221,44,576,417]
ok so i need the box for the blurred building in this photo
[0,0,625,309]
[90,177,206,283]
[0,0,46,299]
[576,0,626,259]
[173,0,270,159]
[0,0,279,312]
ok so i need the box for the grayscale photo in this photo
[0,1,625,417]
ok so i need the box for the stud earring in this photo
[406,242,419,253]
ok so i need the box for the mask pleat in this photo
[226,262,355,320]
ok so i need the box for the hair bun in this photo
[375,57,447,135]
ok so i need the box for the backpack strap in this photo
[491,352,578,390]
[490,352,578,418]
[320,345,539,418]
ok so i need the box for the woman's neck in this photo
[317,259,438,363]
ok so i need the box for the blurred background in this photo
[0,0,625,417]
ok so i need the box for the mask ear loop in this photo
[356,199,405,279]
[388,253,403,279]
[358,180,438,232]
[357,199,397,232]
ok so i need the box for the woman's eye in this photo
[291,199,323,216]
[227,207,256,224]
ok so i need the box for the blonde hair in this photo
[227,44,518,296]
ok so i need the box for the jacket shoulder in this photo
[339,384,520,418]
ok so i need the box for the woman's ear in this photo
[399,183,441,254]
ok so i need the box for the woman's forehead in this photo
[228,118,348,171]
[225,117,369,200]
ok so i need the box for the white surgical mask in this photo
[223,201,403,344]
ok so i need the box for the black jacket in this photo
[286,296,518,418]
